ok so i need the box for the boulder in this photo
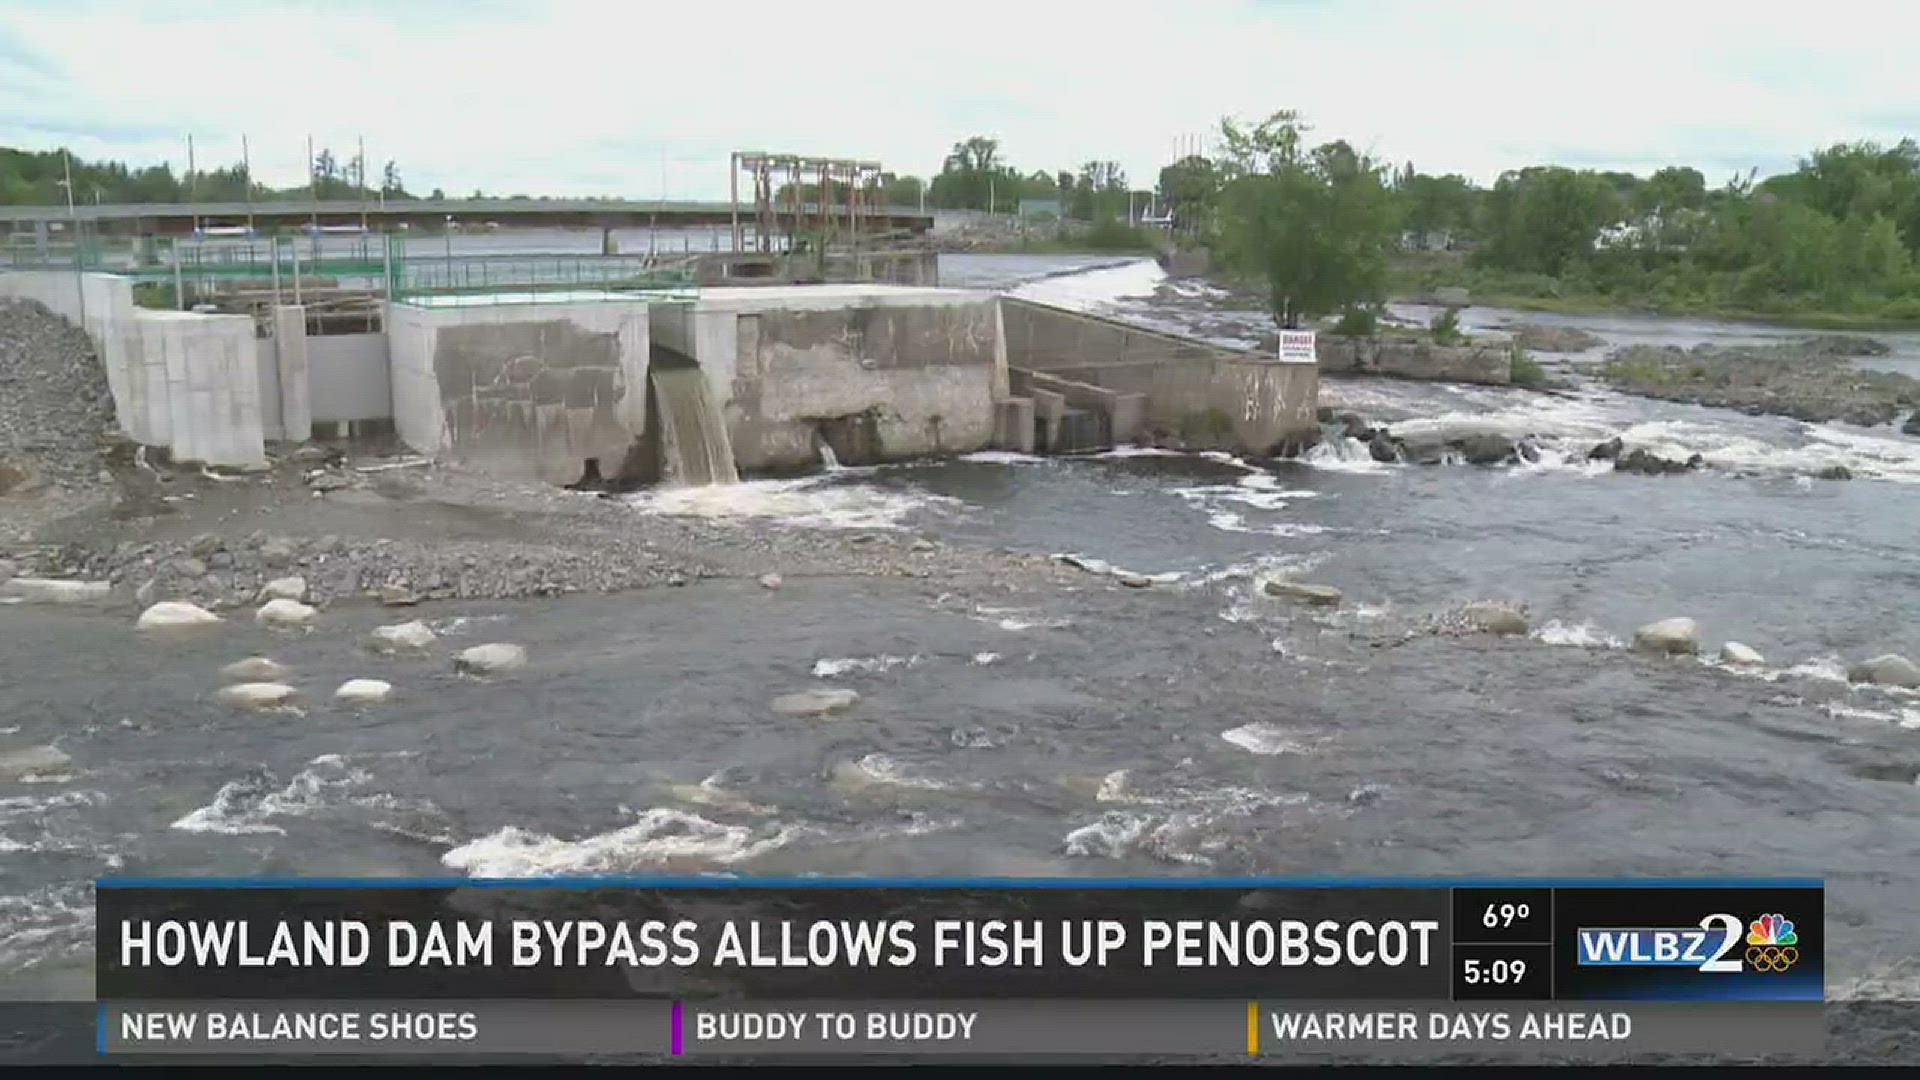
[0,558,17,585]
[454,643,527,675]
[1261,579,1344,606]
[1904,412,1920,437]
[1453,434,1516,466]
[216,682,299,710]
[770,688,861,717]
[136,601,222,630]
[259,539,299,568]
[1615,448,1698,476]
[255,598,316,627]
[378,583,421,607]
[334,679,394,704]
[758,573,783,590]
[366,620,437,654]
[0,745,72,778]
[1,577,112,604]
[1719,642,1766,666]
[1511,324,1605,353]
[1116,572,1153,588]
[1460,601,1529,636]
[258,576,308,602]
[1816,465,1853,481]
[306,470,351,492]
[1587,437,1624,461]
[1432,286,1470,307]
[1633,617,1700,656]
[1847,654,1920,688]
[221,657,290,681]
[1368,437,1401,464]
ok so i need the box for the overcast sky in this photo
[3,0,1916,200]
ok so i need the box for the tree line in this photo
[1161,113,1920,324]
[0,145,439,206]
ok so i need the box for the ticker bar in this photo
[98,999,1825,1059]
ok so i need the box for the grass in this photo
[1601,356,1679,386]
[1385,250,1920,329]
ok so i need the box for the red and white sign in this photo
[1277,330,1317,364]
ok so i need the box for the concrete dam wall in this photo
[5,270,1324,482]
[387,297,649,485]
[1315,335,1514,385]
[651,285,1005,471]
[997,297,1319,454]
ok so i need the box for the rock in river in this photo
[216,682,299,710]
[335,679,393,704]
[255,598,316,627]
[0,745,72,778]
[1615,449,1701,476]
[1454,434,1516,466]
[1719,642,1766,666]
[771,688,861,716]
[137,601,222,630]
[1510,324,1605,352]
[1,577,112,605]
[1633,617,1700,656]
[1261,579,1344,606]
[221,657,290,682]
[455,643,527,675]
[258,576,308,602]
[366,620,437,654]
[1848,654,1920,688]
[1459,601,1529,636]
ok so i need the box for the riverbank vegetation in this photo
[1152,115,1920,328]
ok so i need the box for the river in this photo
[2,256,1918,1035]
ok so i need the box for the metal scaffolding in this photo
[729,151,884,255]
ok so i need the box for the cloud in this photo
[0,0,1915,198]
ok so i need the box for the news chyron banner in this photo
[96,877,1824,1062]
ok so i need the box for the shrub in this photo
[1332,308,1378,337]
[1509,347,1547,386]
[1430,307,1464,345]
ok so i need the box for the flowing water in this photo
[4,255,1919,1013]
[650,363,738,485]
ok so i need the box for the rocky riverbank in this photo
[3,449,1084,613]
[1601,337,1920,431]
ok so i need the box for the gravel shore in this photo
[4,447,1081,613]
[1601,338,1920,430]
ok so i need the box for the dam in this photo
[0,262,1319,482]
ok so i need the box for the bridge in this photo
[0,197,936,238]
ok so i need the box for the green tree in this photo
[1478,167,1621,273]
[1393,167,1478,246]
[1209,111,1400,328]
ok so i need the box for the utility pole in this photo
[63,148,85,324]
[242,134,254,234]
[358,134,368,232]
[308,134,319,233]
[187,134,198,233]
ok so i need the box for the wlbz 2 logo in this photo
[1576,914,1801,973]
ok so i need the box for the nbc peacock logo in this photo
[1744,914,1799,973]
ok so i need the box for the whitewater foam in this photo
[628,476,961,530]
[811,654,919,678]
[1220,722,1316,755]
[1530,620,1625,649]
[443,808,792,876]
[959,450,1047,465]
